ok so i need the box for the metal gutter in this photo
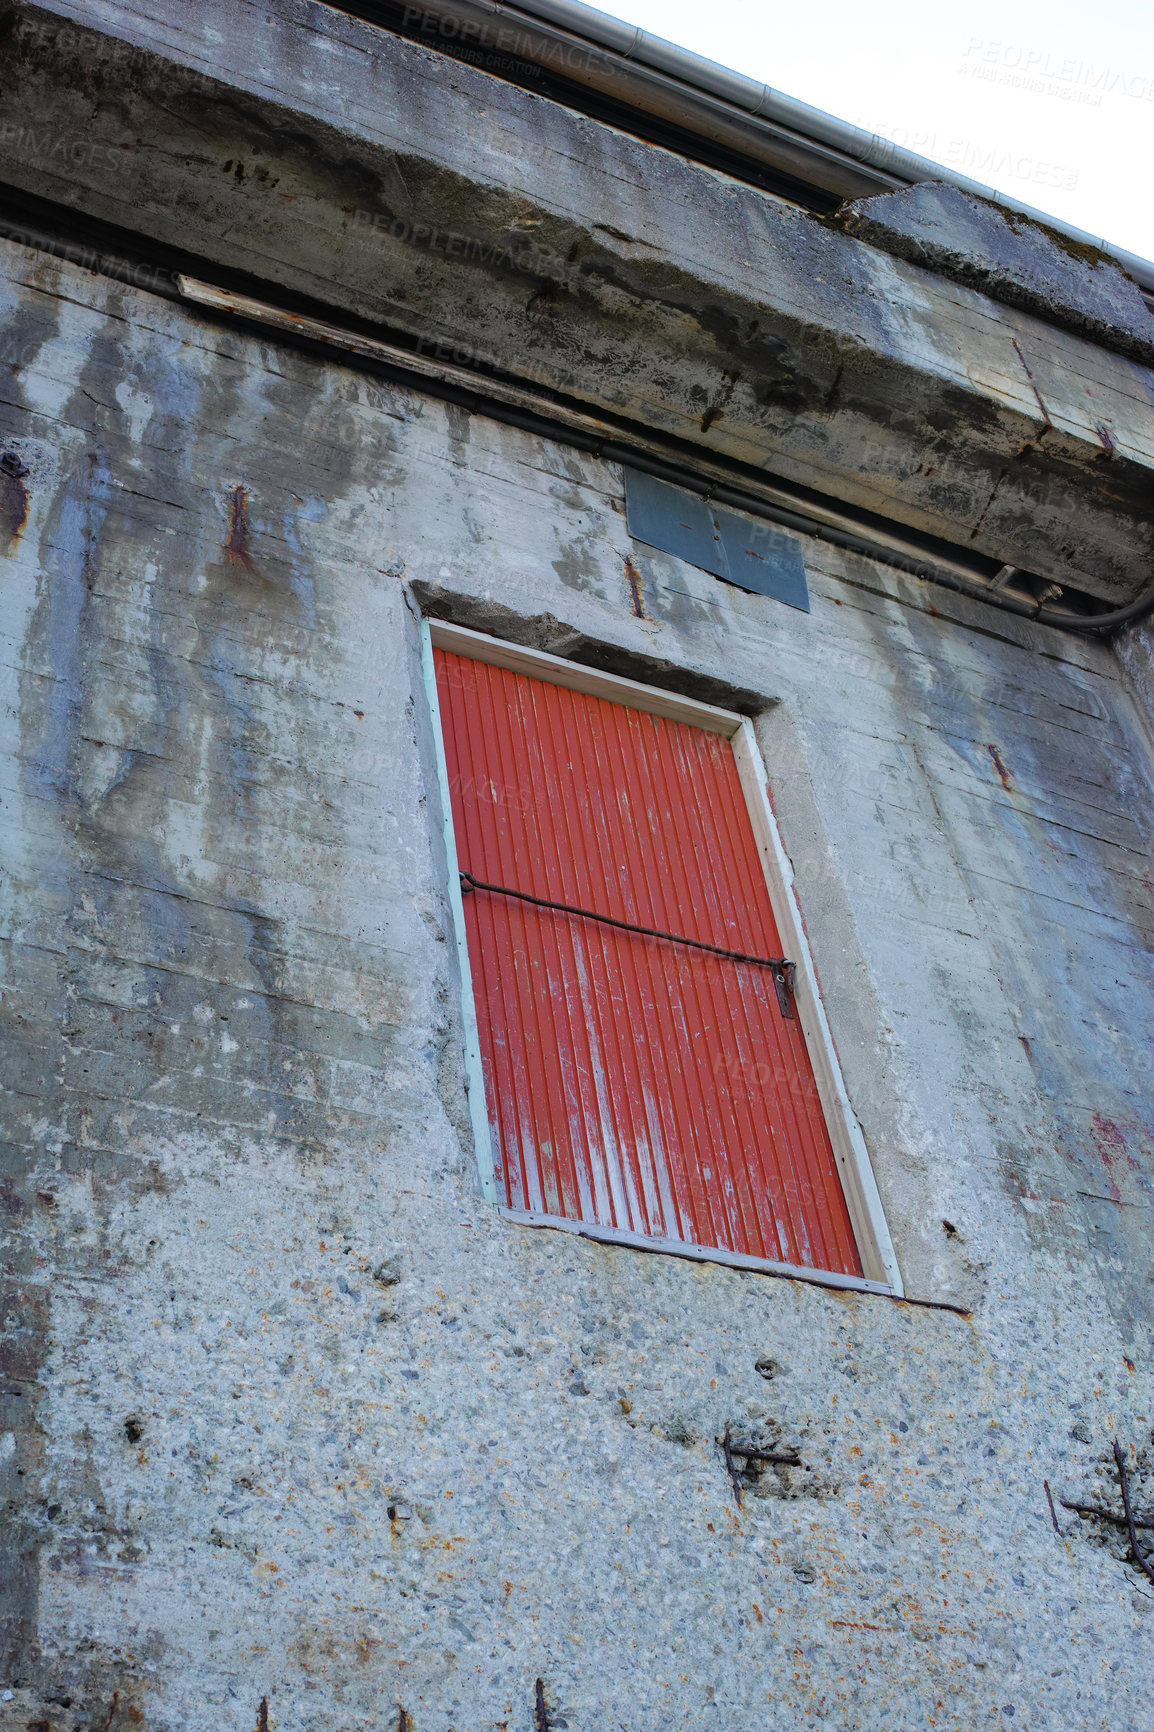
[384,0,1154,295]
[361,0,894,203]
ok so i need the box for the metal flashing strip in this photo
[426,619,745,733]
[350,0,893,206]
[418,618,500,1205]
[498,1209,972,1313]
[730,718,901,1292]
[499,1205,898,1297]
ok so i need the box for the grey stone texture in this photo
[839,181,1154,368]
[1,0,1153,605]
[2,226,1154,1732]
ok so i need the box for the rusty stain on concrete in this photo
[0,450,29,552]
[987,742,1014,790]
[224,484,257,572]
[623,553,647,619]
[1090,1113,1142,1204]
[1010,337,1054,429]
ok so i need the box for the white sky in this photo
[595,0,1154,264]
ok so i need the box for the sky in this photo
[592,0,1154,264]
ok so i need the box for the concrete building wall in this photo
[1,226,1153,1732]
[3,0,1154,605]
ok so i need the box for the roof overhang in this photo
[2,0,1152,606]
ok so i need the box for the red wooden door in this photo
[435,647,862,1277]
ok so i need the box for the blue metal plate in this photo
[624,468,724,577]
[624,468,810,612]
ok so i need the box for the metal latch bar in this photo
[459,868,796,1018]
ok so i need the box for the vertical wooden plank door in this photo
[434,646,862,1278]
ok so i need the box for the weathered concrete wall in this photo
[1117,614,1154,741]
[837,181,1154,366]
[2,234,1154,1732]
[3,0,1154,604]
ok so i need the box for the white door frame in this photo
[419,615,902,1297]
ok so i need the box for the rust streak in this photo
[623,553,648,620]
[1090,1113,1133,1204]
[225,484,257,571]
[967,466,1008,542]
[986,743,1013,791]
[699,369,739,433]
[1,452,30,553]
[1011,338,1052,429]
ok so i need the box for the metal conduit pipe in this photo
[174,274,1154,639]
[913,567,1154,635]
[594,443,1154,636]
[378,0,1154,295]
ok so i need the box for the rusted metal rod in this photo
[720,1425,744,1507]
[1114,1439,1154,1588]
[729,1443,802,1467]
[718,1425,801,1505]
[1059,1497,1154,1533]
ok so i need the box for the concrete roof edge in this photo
[498,0,1154,296]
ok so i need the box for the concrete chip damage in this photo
[1,1,1154,1729]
